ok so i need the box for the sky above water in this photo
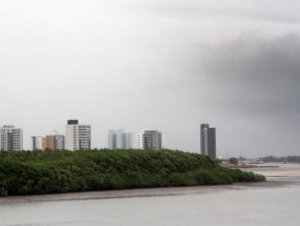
[1,0,300,157]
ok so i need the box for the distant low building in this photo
[31,136,43,150]
[43,135,65,150]
[138,129,162,150]
[108,129,132,149]
[31,135,65,150]
[0,125,23,151]
[108,130,117,149]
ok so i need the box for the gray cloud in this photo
[194,34,300,121]
[173,34,300,157]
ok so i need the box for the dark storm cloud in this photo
[195,34,300,120]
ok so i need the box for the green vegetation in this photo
[229,157,238,165]
[0,149,265,196]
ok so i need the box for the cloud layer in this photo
[1,1,299,156]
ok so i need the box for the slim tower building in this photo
[200,124,216,158]
[65,120,91,151]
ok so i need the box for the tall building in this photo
[138,129,162,150]
[0,125,23,151]
[108,129,132,149]
[31,136,43,150]
[65,120,91,151]
[200,124,216,158]
[42,135,65,150]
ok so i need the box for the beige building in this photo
[42,135,65,150]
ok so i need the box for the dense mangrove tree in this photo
[0,149,265,196]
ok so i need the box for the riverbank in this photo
[1,163,298,204]
[242,162,300,183]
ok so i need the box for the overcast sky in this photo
[1,0,299,157]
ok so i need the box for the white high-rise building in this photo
[0,125,23,151]
[65,120,91,151]
[31,136,43,150]
[138,129,162,150]
[108,129,132,149]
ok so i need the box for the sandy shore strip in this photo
[1,163,300,204]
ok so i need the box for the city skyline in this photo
[2,122,166,151]
[0,117,299,158]
[0,117,298,158]
[1,1,300,157]
[12,122,166,150]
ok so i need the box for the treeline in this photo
[261,155,300,163]
[0,149,265,196]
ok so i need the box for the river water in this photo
[1,163,300,226]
